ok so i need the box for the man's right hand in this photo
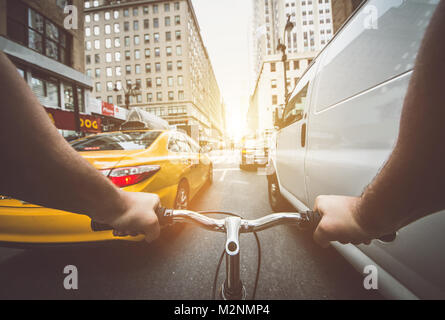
[101,191,161,243]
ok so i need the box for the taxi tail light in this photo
[101,165,161,188]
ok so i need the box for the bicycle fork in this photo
[221,217,246,300]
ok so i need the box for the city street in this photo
[0,150,380,300]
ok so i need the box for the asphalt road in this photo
[0,150,381,300]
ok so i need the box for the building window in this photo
[155,47,160,57]
[135,49,141,60]
[7,3,72,65]
[177,75,183,86]
[134,35,140,45]
[117,95,122,105]
[114,10,120,19]
[166,31,171,41]
[270,62,276,72]
[154,33,160,43]
[167,76,173,87]
[156,77,162,87]
[95,82,101,92]
[165,16,171,26]
[116,66,121,76]
[114,23,120,33]
[145,63,151,73]
[167,61,173,71]
[146,78,152,88]
[107,96,113,104]
[153,18,159,28]
[168,91,174,101]
[271,79,277,89]
[178,90,184,100]
[125,50,130,60]
[175,2,180,10]
[135,64,141,74]
[155,62,161,72]
[147,93,153,102]
[176,45,182,56]
[126,65,131,75]
[124,8,129,17]
[166,46,172,56]
[94,54,100,63]
[175,15,181,25]
[156,92,162,101]
[153,4,159,14]
[144,19,149,29]
[125,36,130,46]
[94,40,100,49]
[144,34,150,44]
[133,7,139,16]
[105,52,112,62]
[143,6,149,15]
[177,60,182,70]
[175,30,181,40]
[64,83,75,110]
[86,55,91,64]
[133,20,139,31]
[145,48,151,58]
[124,21,130,32]
[272,95,278,105]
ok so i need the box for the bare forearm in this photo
[355,1,445,234]
[0,52,127,222]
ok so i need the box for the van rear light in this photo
[102,165,160,188]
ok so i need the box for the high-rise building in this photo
[0,0,97,139]
[248,0,334,133]
[83,0,225,142]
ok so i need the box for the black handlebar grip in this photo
[91,221,113,232]
[155,206,173,226]
[90,206,172,231]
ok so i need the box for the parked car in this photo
[240,137,268,170]
[267,0,444,299]
[0,130,212,246]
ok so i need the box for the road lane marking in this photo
[219,169,227,182]
[232,180,249,185]
[214,168,240,172]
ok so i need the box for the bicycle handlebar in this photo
[91,206,396,242]
[155,207,322,233]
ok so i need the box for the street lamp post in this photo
[277,15,295,107]
[114,83,141,109]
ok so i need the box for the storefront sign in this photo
[45,107,101,133]
[101,101,115,117]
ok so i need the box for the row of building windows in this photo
[95,75,184,93]
[85,1,181,14]
[85,16,181,34]
[85,31,182,48]
[85,45,183,63]
[103,90,185,105]
[87,61,183,79]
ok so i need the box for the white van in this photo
[268,0,444,299]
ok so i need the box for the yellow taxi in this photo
[0,130,213,246]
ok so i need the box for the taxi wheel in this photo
[174,180,189,210]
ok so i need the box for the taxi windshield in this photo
[70,131,161,151]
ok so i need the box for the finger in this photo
[313,226,331,248]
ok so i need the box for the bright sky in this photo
[191,0,253,140]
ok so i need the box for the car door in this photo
[276,67,316,207]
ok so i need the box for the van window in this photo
[315,0,438,112]
[282,83,309,127]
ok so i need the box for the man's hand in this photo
[313,195,373,248]
[100,192,161,243]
